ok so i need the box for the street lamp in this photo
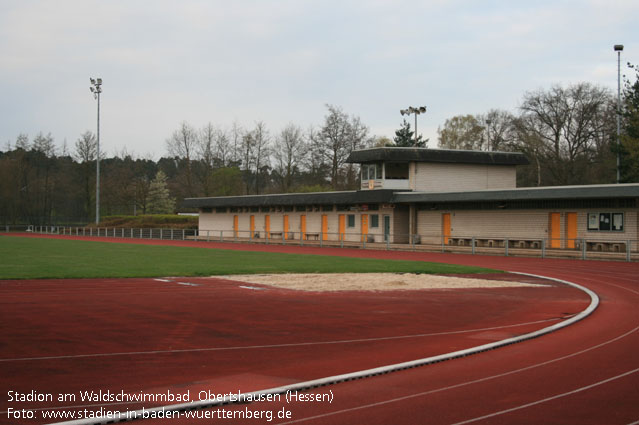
[400,106,427,146]
[89,77,102,224]
[614,45,623,184]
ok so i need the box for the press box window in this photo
[370,214,379,228]
[347,214,355,228]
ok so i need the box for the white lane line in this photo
[451,367,639,425]
[239,285,266,290]
[275,325,639,424]
[176,281,200,286]
[0,318,560,362]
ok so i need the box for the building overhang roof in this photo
[183,189,399,209]
[392,183,639,204]
[346,147,530,166]
[183,184,639,209]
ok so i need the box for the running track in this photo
[1,234,638,424]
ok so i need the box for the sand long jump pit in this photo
[223,273,547,291]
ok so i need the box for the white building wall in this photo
[413,163,516,192]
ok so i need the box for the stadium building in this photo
[183,147,639,254]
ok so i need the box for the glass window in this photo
[599,213,611,231]
[347,214,355,228]
[370,214,379,228]
[362,165,369,180]
[588,212,624,232]
[612,213,624,231]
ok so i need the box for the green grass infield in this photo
[0,236,500,279]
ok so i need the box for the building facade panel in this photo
[413,163,516,192]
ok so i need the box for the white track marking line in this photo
[0,318,560,362]
[176,281,200,286]
[451,368,639,425]
[276,325,639,424]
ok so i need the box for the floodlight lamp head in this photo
[614,44,624,52]
[90,78,95,84]
[96,78,102,85]
[419,106,426,113]
[90,87,95,93]
[400,109,406,115]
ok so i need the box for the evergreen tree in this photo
[393,119,426,147]
[146,170,175,214]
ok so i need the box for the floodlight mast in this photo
[400,106,427,146]
[614,44,623,184]
[89,77,102,224]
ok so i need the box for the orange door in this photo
[549,212,561,248]
[566,212,577,249]
[361,214,368,241]
[283,215,289,240]
[250,215,255,237]
[233,215,239,238]
[338,214,345,240]
[300,215,307,240]
[442,213,451,245]
[265,215,270,239]
[321,214,328,240]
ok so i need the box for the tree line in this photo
[436,76,639,186]
[2,71,638,225]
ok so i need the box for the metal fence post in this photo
[541,239,546,258]
[627,240,631,262]
[582,238,587,260]
[505,238,509,257]
[472,237,476,255]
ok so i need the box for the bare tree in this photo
[478,109,516,152]
[197,123,217,196]
[518,83,615,185]
[230,121,244,166]
[314,105,370,190]
[166,121,197,196]
[75,131,97,163]
[251,121,270,195]
[273,123,307,192]
[74,131,97,218]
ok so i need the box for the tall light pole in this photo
[614,44,623,184]
[89,78,102,224]
[400,106,427,146]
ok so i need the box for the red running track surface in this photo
[0,234,637,425]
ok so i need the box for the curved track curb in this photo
[49,272,599,425]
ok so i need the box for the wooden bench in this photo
[305,233,320,241]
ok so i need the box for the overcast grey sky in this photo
[1,0,637,158]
